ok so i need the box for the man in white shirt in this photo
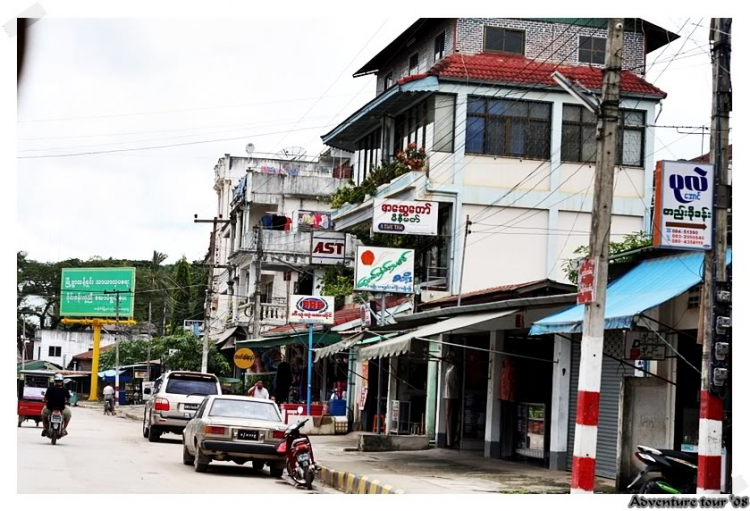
[443,352,460,448]
[248,380,270,400]
[102,383,115,413]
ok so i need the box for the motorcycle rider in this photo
[42,374,72,437]
[103,382,115,412]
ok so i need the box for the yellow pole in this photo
[89,320,102,401]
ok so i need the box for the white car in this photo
[182,395,287,476]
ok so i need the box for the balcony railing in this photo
[230,302,288,330]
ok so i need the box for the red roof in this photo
[72,344,115,360]
[262,297,406,336]
[429,52,667,98]
[691,145,732,164]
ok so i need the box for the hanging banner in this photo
[624,331,667,361]
[360,304,372,327]
[653,160,713,250]
[359,387,368,411]
[576,257,598,305]
[310,232,346,265]
[355,246,415,294]
[373,199,439,236]
[288,295,335,324]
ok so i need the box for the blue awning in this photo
[321,76,439,152]
[530,250,732,335]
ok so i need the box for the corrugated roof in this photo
[691,145,732,164]
[530,250,732,335]
[72,344,115,360]
[421,279,574,309]
[430,52,667,98]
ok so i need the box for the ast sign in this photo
[288,295,335,325]
[311,232,346,265]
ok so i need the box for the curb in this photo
[318,465,405,494]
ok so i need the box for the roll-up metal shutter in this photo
[566,332,627,480]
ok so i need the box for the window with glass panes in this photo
[578,36,606,65]
[617,110,646,167]
[465,96,551,158]
[484,27,525,55]
[561,105,646,167]
[562,105,597,163]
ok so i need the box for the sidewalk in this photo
[312,433,617,494]
[99,403,615,494]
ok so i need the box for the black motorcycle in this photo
[627,445,698,494]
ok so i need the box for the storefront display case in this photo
[515,402,546,459]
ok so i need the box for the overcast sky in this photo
[16,17,718,264]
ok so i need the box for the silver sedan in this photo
[182,395,287,476]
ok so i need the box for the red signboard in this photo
[577,257,598,305]
[359,387,368,411]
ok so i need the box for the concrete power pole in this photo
[697,18,732,495]
[570,18,624,494]
[252,225,263,338]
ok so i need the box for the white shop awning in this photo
[358,309,518,360]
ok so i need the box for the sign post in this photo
[577,258,598,305]
[288,295,335,415]
[59,268,136,401]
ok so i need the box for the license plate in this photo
[297,453,309,462]
[237,430,259,441]
[51,415,62,423]
[183,403,199,411]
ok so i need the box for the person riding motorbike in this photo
[42,374,71,437]
[103,383,115,413]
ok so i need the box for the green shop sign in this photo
[59,267,136,318]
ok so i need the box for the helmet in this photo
[54,373,64,382]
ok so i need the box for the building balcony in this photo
[231,229,357,271]
[226,302,288,332]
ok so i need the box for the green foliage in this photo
[169,257,194,334]
[99,332,231,376]
[321,264,354,309]
[325,144,427,209]
[562,231,653,284]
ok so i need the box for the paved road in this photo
[17,407,337,494]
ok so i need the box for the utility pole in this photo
[21,314,26,371]
[457,215,472,307]
[147,301,152,381]
[104,288,130,408]
[697,18,732,495]
[253,225,264,338]
[570,18,623,494]
[194,214,231,373]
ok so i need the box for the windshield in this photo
[208,399,282,422]
[165,375,218,396]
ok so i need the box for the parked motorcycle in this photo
[47,410,65,445]
[627,445,698,494]
[276,413,320,490]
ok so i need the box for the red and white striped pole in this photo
[698,390,723,493]
[569,18,623,494]
[697,18,731,495]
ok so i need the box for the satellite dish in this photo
[275,146,307,161]
[245,143,255,156]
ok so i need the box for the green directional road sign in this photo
[59,267,136,318]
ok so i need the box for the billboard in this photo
[311,232,346,265]
[373,199,439,236]
[288,295,335,325]
[60,267,136,318]
[653,160,713,250]
[354,246,415,294]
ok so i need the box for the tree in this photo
[169,257,194,333]
[562,231,653,284]
[98,333,231,376]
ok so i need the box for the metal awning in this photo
[314,332,399,362]
[212,326,238,346]
[236,331,342,349]
[530,250,732,335]
[321,76,438,152]
[359,309,517,360]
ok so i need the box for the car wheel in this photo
[194,443,209,473]
[252,460,265,471]
[148,424,161,443]
[142,413,149,438]
[270,466,284,478]
[182,440,195,466]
